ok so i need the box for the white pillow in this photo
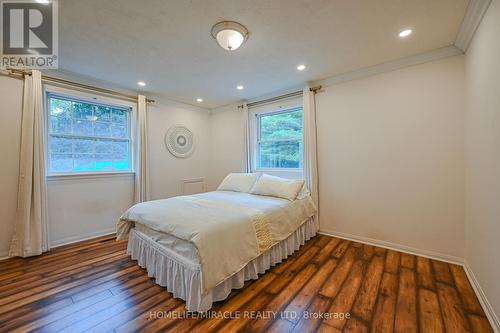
[296,183,311,200]
[250,174,305,201]
[217,173,260,193]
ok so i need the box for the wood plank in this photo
[431,260,454,285]
[344,317,369,333]
[371,272,398,333]
[312,238,341,264]
[468,314,494,333]
[400,253,415,269]
[449,264,485,314]
[331,240,351,258]
[436,282,471,333]
[284,258,337,323]
[418,288,444,333]
[359,244,375,261]
[394,267,417,333]
[384,250,400,274]
[319,247,356,298]
[266,318,295,333]
[324,260,365,330]
[317,323,342,332]
[291,295,331,333]
[272,245,319,276]
[352,255,384,321]
[416,257,434,290]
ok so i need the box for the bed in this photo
[117,175,317,312]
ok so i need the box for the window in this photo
[47,94,132,174]
[257,107,303,169]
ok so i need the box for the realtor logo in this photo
[1,0,58,68]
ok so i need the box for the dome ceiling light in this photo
[211,21,249,51]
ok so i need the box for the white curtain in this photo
[9,70,49,257]
[241,103,252,173]
[303,87,320,227]
[134,95,150,203]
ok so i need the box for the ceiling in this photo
[58,0,469,108]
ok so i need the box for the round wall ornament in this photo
[164,125,195,158]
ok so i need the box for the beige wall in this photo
[464,0,500,319]
[316,56,465,258]
[0,76,23,258]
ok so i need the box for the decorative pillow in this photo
[296,183,311,200]
[217,173,260,193]
[250,174,305,201]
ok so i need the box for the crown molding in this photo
[455,0,492,52]
[310,46,463,89]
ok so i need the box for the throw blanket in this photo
[117,194,274,294]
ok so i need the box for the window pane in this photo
[260,109,303,141]
[50,116,72,133]
[73,138,94,154]
[73,101,94,120]
[50,98,72,118]
[51,154,73,172]
[111,124,127,138]
[259,140,303,169]
[95,154,113,171]
[95,140,113,154]
[111,108,127,124]
[73,119,93,136]
[95,106,111,122]
[114,153,129,170]
[113,141,128,154]
[94,122,111,137]
[74,154,95,171]
[50,136,72,153]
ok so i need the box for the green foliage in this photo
[259,109,303,168]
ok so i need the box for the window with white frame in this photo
[47,94,132,174]
[257,107,303,169]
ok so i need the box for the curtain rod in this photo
[3,69,155,103]
[243,85,322,108]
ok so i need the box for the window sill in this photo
[47,171,135,181]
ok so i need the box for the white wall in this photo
[0,76,23,258]
[464,0,500,320]
[317,56,465,258]
[148,99,211,198]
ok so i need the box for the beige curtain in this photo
[9,70,49,257]
[134,95,150,203]
[303,87,320,227]
[241,104,252,172]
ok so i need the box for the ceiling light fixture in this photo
[399,29,413,38]
[236,85,244,90]
[297,64,306,71]
[137,81,146,86]
[211,21,249,51]
[196,98,203,103]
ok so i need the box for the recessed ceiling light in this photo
[211,21,249,51]
[297,65,306,71]
[196,98,203,103]
[399,29,413,38]
[36,0,49,3]
[137,81,146,86]
[236,85,244,90]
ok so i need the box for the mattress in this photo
[133,191,316,266]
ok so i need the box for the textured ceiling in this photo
[58,0,469,108]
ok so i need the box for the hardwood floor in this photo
[0,234,494,333]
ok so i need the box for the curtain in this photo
[9,70,49,257]
[134,95,150,203]
[241,103,252,173]
[303,87,320,227]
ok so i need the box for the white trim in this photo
[0,251,9,261]
[311,46,463,89]
[47,171,135,181]
[463,262,500,333]
[318,229,463,265]
[454,0,492,52]
[50,227,116,248]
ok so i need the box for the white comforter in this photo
[117,191,317,294]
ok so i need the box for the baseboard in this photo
[463,262,500,333]
[50,227,116,248]
[0,251,9,261]
[318,229,464,265]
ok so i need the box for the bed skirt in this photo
[127,217,317,312]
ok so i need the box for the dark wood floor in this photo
[0,234,494,333]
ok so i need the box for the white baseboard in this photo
[50,227,116,248]
[0,251,9,261]
[463,262,500,333]
[319,229,499,332]
[318,229,464,264]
